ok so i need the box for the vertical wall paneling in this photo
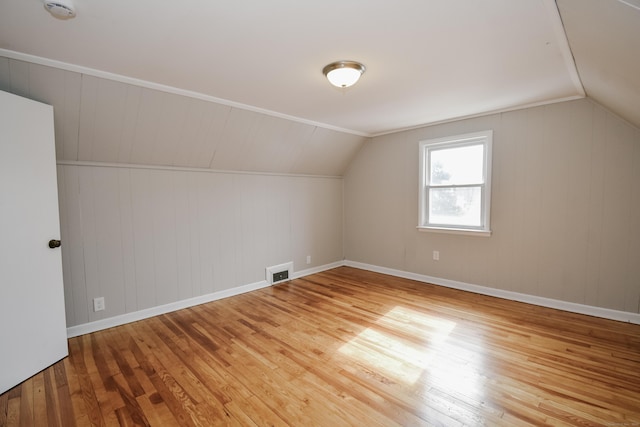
[0,57,10,92]
[194,172,218,295]
[559,100,591,304]
[290,177,343,270]
[151,170,180,305]
[630,134,640,313]
[172,172,194,301]
[56,167,74,327]
[116,84,143,164]
[210,108,260,171]
[187,101,232,169]
[0,53,363,332]
[507,110,532,295]
[207,172,238,292]
[536,103,570,300]
[130,169,158,310]
[61,69,82,161]
[599,113,636,310]
[234,173,293,285]
[82,77,129,162]
[58,166,89,324]
[519,107,547,296]
[186,172,203,297]
[266,176,293,267]
[150,93,191,166]
[77,167,101,320]
[91,167,127,316]
[344,98,640,314]
[26,64,81,161]
[237,174,264,285]
[280,122,317,174]
[77,75,99,161]
[117,168,138,312]
[8,60,29,98]
[0,54,367,176]
[170,98,206,168]
[243,115,294,173]
[493,109,524,293]
[585,103,607,306]
[291,128,365,176]
[344,134,400,270]
[130,89,166,165]
[170,100,207,168]
[57,164,345,327]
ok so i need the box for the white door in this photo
[0,90,68,395]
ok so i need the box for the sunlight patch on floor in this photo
[338,306,457,385]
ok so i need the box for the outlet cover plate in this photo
[93,297,105,312]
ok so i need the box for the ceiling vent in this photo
[44,0,76,18]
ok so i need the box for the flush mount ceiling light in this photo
[44,0,76,18]
[322,61,366,88]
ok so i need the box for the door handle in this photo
[48,239,61,249]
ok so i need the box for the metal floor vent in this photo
[266,262,293,285]
[272,270,289,283]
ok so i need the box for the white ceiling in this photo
[1,1,639,136]
[557,0,640,130]
[0,0,596,137]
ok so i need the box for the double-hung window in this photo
[418,130,492,236]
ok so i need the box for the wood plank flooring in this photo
[2,266,639,426]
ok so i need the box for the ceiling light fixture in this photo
[44,0,76,19]
[322,61,366,88]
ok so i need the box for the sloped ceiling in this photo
[0,0,584,137]
[557,0,640,130]
[0,60,365,175]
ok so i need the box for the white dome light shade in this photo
[44,0,76,18]
[323,61,366,88]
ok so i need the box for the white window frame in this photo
[418,130,492,236]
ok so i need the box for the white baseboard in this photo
[66,260,346,338]
[66,280,270,338]
[292,260,345,280]
[344,260,640,325]
[67,259,640,338]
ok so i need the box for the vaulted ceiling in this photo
[0,0,638,164]
[557,0,640,130]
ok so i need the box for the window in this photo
[418,131,492,236]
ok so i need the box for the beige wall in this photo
[0,55,355,330]
[344,98,640,314]
[4,54,640,325]
[58,164,344,327]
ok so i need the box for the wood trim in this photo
[0,48,370,138]
[345,260,640,325]
[67,259,640,340]
[56,160,344,179]
[66,261,346,338]
[66,280,271,338]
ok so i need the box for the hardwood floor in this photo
[2,266,639,426]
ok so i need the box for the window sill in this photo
[417,226,492,237]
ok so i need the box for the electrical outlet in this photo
[306,255,311,264]
[93,297,105,312]
[433,250,440,261]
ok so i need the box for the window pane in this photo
[430,144,484,185]
[429,186,482,227]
